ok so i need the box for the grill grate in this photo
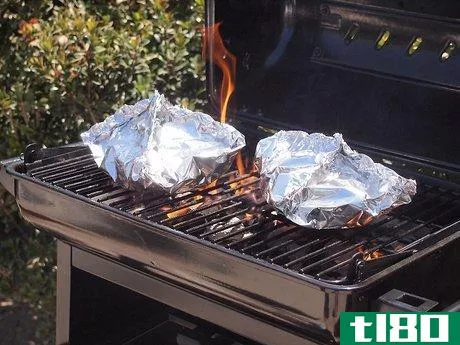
[27,146,460,284]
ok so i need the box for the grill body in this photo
[1,144,459,344]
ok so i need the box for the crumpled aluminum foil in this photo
[255,131,417,229]
[81,91,245,193]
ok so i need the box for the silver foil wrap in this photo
[255,131,417,229]
[81,91,245,193]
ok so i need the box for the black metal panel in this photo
[206,0,460,165]
[56,241,72,345]
[71,248,313,345]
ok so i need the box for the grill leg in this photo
[56,241,71,345]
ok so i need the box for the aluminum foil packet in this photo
[81,91,245,193]
[255,131,417,229]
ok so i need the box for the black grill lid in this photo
[205,0,460,166]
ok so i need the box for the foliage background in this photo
[0,1,205,343]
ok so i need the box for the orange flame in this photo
[236,153,245,176]
[203,23,245,176]
[202,22,236,124]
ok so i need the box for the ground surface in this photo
[0,298,37,345]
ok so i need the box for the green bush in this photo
[0,1,205,343]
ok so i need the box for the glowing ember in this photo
[161,205,172,212]
[357,245,384,261]
[393,242,406,252]
[365,251,384,260]
[229,175,258,196]
[345,211,375,228]
[166,195,204,219]
[161,173,260,222]
[205,179,219,195]
[166,203,201,219]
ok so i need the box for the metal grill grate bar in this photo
[128,174,257,219]
[269,238,332,264]
[299,242,366,273]
[27,149,92,175]
[160,193,245,225]
[39,163,98,182]
[186,208,250,235]
[58,171,109,188]
[362,203,459,254]
[31,156,95,178]
[72,176,113,193]
[306,194,458,275]
[24,146,460,285]
[211,220,266,244]
[236,225,296,252]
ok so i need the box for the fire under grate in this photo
[25,146,460,285]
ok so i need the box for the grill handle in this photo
[377,289,439,312]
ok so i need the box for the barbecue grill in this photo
[1,1,459,344]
